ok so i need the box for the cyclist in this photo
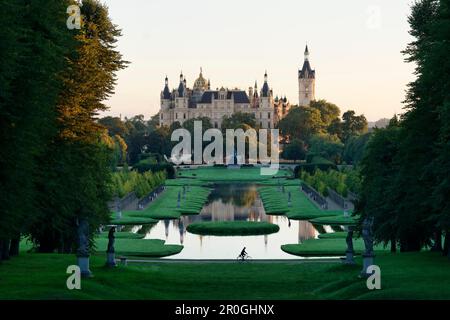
[239,247,248,261]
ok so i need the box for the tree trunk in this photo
[1,239,11,260]
[444,232,450,258]
[9,237,20,257]
[390,237,397,253]
[431,230,443,252]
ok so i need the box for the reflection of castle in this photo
[298,221,318,243]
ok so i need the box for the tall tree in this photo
[30,0,128,252]
[0,0,74,259]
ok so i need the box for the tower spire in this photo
[304,44,310,61]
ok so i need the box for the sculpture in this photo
[362,216,375,255]
[107,227,116,254]
[76,218,90,257]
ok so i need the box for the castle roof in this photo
[199,90,250,104]
[299,60,315,79]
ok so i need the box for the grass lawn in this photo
[311,215,359,226]
[98,232,145,239]
[318,232,350,239]
[113,185,211,221]
[94,238,183,258]
[259,185,342,220]
[1,251,450,299]
[281,238,388,257]
[186,221,280,236]
[178,167,291,182]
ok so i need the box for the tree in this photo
[278,106,324,143]
[98,116,129,137]
[30,0,128,253]
[309,100,341,128]
[282,139,307,162]
[340,111,368,142]
[355,126,402,252]
[342,133,372,165]
[0,0,74,259]
[308,133,344,164]
[221,112,256,130]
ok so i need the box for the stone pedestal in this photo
[342,250,356,265]
[106,252,116,267]
[360,254,375,278]
[77,256,93,278]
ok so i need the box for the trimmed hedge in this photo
[187,221,280,236]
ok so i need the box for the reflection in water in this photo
[143,183,320,259]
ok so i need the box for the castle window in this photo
[268,112,271,119]
[183,113,186,119]
[176,113,178,119]
[161,114,163,120]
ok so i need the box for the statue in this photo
[346,227,354,252]
[362,216,375,256]
[107,227,116,254]
[76,218,90,257]
[360,216,375,277]
[76,218,92,277]
[105,226,117,267]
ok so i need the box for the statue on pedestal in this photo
[107,227,116,254]
[76,218,90,258]
[362,216,375,256]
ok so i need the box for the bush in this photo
[111,168,167,199]
[134,163,175,179]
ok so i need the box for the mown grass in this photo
[94,238,183,258]
[98,232,145,240]
[281,238,388,257]
[186,221,280,236]
[259,185,342,220]
[1,251,450,299]
[112,185,211,221]
[178,167,291,181]
[311,215,359,226]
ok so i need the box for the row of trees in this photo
[111,168,166,199]
[278,100,369,164]
[0,0,127,259]
[299,168,361,198]
[356,0,450,255]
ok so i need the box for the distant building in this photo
[298,45,316,107]
[274,95,291,125]
[159,69,275,129]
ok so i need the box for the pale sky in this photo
[101,0,415,122]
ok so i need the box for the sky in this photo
[100,0,416,122]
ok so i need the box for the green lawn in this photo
[94,238,183,258]
[1,251,450,299]
[259,185,342,220]
[186,221,280,236]
[178,167,291,182]
[281,238,388,257]
[113,185,211,221]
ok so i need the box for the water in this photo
[131,183,331,259]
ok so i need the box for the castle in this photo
[159,45,315,129]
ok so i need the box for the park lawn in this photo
[94,238,183,258]
[281,238,388,257]
[115,185,211,220]
[98,232,145,239]
[186,221,280,236]
[178,167,291,182]
[311,215,359,226]
[319,232,351,239]
[110,211,158,225]
[1,251,450,299]
[259,185,342,220]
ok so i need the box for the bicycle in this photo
[236,254,252,262]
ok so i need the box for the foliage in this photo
[111,168,166,199]
[308,133,344,164]
[282,139,307,162]
[299,168,362,198]
[186,221,280,236]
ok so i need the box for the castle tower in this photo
[298,45,316,106]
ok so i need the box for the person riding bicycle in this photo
[239,247,248,260]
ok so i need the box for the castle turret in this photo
[298,45,316,106]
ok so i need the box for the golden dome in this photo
[193,68,208,92]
